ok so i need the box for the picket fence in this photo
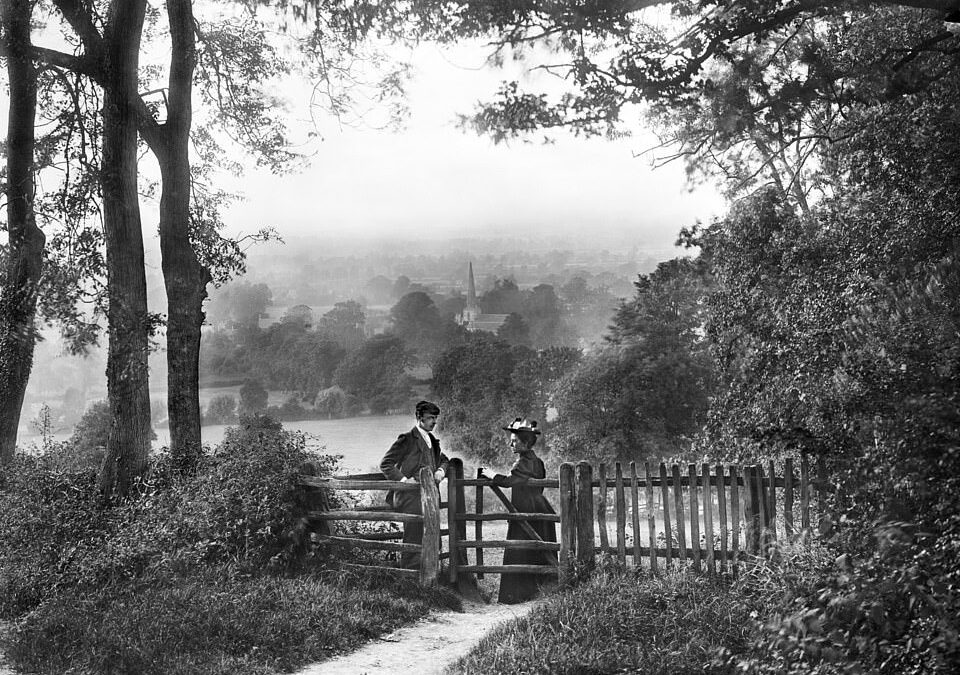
[299,455,829,586]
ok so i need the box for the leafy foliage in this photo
[432,332,580,465]
[332,333,412,413]
[551,258,714,464]
[0,417,335,618]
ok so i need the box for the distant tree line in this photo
[196,275,611,423]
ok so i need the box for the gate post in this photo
[419,466,440,586]
[575,461,595,574]
[447,458,462,584]
[558,462,577,586]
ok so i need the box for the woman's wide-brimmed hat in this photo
[502,417,541,435]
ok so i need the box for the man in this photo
[380,400,448,568]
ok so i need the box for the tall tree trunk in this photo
[156,0,211,471]
[0,0,43,466]
[98,0,151,500]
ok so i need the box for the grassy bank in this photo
[0,417,458,675]
[450,543,843,675]
[450,561,751,674]
[5,568,456,675]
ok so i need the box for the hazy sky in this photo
[220,40,725,250]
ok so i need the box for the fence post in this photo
[419,466,440,587]
[475,467,484,578]
[575,461,595,574]
[559,462,577,586]
[447,458,462,584]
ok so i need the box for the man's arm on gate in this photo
[381,433,410,481]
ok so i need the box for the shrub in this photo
[0,415,339,618]
[203,394,238,425]
[239,378,268,414]
[719,533,960,674]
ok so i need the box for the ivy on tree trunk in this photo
[0,0,44,466]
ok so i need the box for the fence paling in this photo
[729,465,740,574]
[673,464,687,562]
[801,453,811,532]
[630,463,642,566]
[768,460,778,543]
[702,463,715,576]
[784,458,795,536]
[615,463,627,565]
[688,464,701,572]
[716,463,728,574]
[644,462,658,572]
[660,463,673,569]
[597,463,609,550]
[576,462,596,573]
[757,463,771,553]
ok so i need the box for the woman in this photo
[484,417,557,604]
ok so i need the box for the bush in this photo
[0,416,337,618]
[203,394,238,425]
[719,532,960,674]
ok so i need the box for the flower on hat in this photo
[502,417,541,435]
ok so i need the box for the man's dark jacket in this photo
[380,426,449,505]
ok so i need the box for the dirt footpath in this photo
[294,600,535,675]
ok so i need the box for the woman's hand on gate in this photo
[433,468,445,484]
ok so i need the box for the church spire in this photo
[467,261,478,307]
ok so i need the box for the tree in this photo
[333,334,411,411]
[497,312,530,347]
[551,258,714,463]
[480,278,523,315]
[0,0,43,465]
[203,394,237,425]
[239,379,269,415]
[317,300,365,348]
[389,291,445,361]
[207,281,273,328]
[523,283,568,348]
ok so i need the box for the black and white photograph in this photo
[1,1,958,673]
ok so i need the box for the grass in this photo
[449,559,753,675]
[3,565,460,675]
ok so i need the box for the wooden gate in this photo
[300,454,829,586]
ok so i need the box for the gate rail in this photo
[300,454,829,587]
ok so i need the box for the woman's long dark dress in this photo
[492,449,557,604]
